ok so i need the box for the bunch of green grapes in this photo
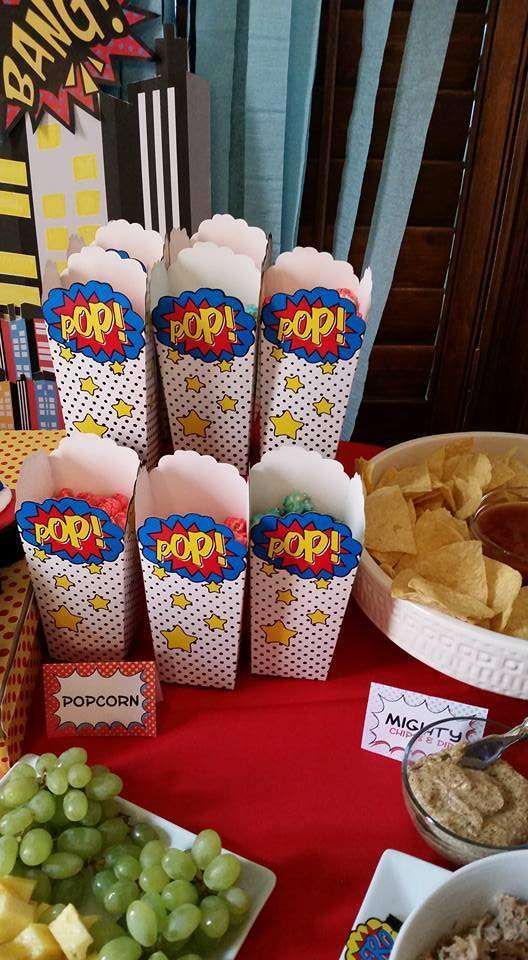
[0,751,250,959]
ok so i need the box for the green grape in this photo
[149,953,171,960]
[203,854,240,892]
[0,777,39,807]
[85,772,123,801]
[164,903,201,942]
[46,768,68,796]
[161,880,198,911]
[28,789,56,823]
[81,799,102,826]
[42,852,83,879]
[90,916,125,951]
[23,867,51,902]
[191,830,221,870]
[130,822,158,846]
[103,879,139,916]
[19,828,53,866]
[139,864,169,894]
[141,891,167,931]
[139,839,165,868]
[57,826,102,859]
[161,849,196,882]
[221,885,251,923]
[48,802,69,830]
[114,854,141,881]
[99,817,129,848]
[0,835,18,873]
[67,763,92,788]
[51,869,90,908]
[126,899,158,947]
[105,842,139,868]
[35,753,57,776]
[92,868,116,903]
[102,798,121,819]
[0,806,34,835]
[56,747,88,768]
[98,936,142,960]
[177,955,202,960]
[63,789,88,822]
[91,764,108,776]
[10,763,37,781]
[39,903,65,923]
[199,895,230,939]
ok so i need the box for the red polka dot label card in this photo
[43,661,157,737]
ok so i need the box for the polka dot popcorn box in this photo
[249,445,365,681]
[258,248,372,460]
[15,433,141,662]
[150,214,270,475]
[135,449,248,688]
[41,220,164,467]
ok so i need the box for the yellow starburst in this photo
[261,562,276,577]
[88,595,110,611]
[315,578,330,590]
[204,614,227,631]
[50,605,83,632]
[284,375,304,393]
[320,362,336,375]
[88,563,102,575]
[177,409,211,438]
[162,624,197,652]
[33,548,47,561]
[153,566,168,580]
[313,397,334,416]
[218,360,232,373]
[270,410,303,440]
[172,593,192,609]
[308,608,329,625]
[112,398,134,419]
[167,349,181,364]
[59,346,74,362]
[276,588,297,605]
[110,361,125,375]
[79,376,99,396]
[217,394,238,413]
[206,582,222,593]
[186,375,204,393]
[73,413,108,438]
[262,620,297,646]
[54,574,73,590]
[271,346,285,362]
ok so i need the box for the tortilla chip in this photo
[407,498,417,525]
[409,540,488,604]
[443,453,492,490]
[485,451,516,492]
[451,476,483,520]
[509,458,528,489]
[392,572,496,623]
[414,508,468,555]
[370,549,402,576]
[427,446,446,480]
[504,587,528,640]
[483,557,522,630]
[365,485,417,555]
[444,437,475,458]
[357,457,376,495]
[377,462,432,497]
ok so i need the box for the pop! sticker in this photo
[344,918,398,960]
[138,513,247,583]
[17,497,125,565]
[152,288,256,362]
[261,287,365,364]
[251,512,362,580]
[43,280,145,364]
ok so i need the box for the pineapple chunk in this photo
[0,886,37,942]
[0,943,26,959]
[0,875,36,901]
[49,904,93,960]
[11,923,63,959]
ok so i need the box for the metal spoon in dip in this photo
[459,716,528,770]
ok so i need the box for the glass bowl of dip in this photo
[470,487,528,582]
[402,716,528,865]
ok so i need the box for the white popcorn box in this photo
[258,248,372,459]
[150,214,270,475]
[41,220,164,466]
[135,450,248,688]
[16,434,141,662]
[249,445,365,680]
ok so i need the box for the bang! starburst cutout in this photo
[0,0,154,132]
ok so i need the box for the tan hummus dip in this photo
[408,743,528,846]
[423,894,528,959]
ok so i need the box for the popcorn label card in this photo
[361,682,488,762]
[43,661,157,737]
[258,248,372,461]
[250,445,365,681]
[150,214,270,475]
[136,449,248,689]
[16,433,141,662]
[41,221,164,467]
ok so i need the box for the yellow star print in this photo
[261,562,276,577]
[88,595,110,611]
[271,347,285,362]
[217,394,238,413]
[172,593,192,609]
[270,410,303,440]
[54,574,73,591]
[33,548,47,561]
[276,588,297,605]
[162,624,197,652]
[313,397,335,416]
[218,360,232,373]
[50,605,83,632]
[320,362,336,375]
[204,614,227,631]
[206,582,222,593]
[167,348,181,364]
[59,346,74,362]
[88,563,102,575]
[262,619,297,646]
[308,608,329,625]
[112,398,134,419]
[186,375,204,393]
[110,361,125,375]
[177,409,211,438]
[79,376,99,396]
[153,566,168,580]
[73,413,108,438]
[284,375,304,393]
[315,578,330,590]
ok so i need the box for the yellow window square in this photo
[46,227,68,251]
[75,190,100,216]
[77,224,99,244]
[42,193,66,219]
[37,123,61,149]
[0,190,30,218]
[72,154,98,181]
[0,159,27,187]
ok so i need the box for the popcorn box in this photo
[136,450,248,688]
[41,221,164,466]
[258,248,372,460]
[150,214,270,475]
[249,446,365,680]
[16,433,141,662]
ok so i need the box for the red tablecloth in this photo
[23,442,527,960]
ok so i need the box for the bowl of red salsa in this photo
[470,488,528,583]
